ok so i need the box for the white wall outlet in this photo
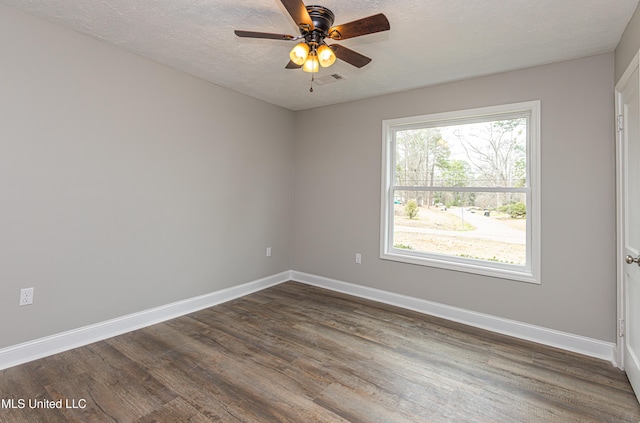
[19,287,34,306]
[266,247,272,257]
[355,253,362,264]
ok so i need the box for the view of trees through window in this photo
[392,117,528,265]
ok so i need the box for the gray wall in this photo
[0,3,623,350]
[0,5,294,348]
[616,2,640,83]
[293,53,616,342]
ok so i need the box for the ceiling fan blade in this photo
[234,30,296,40]
[328,13,390,40]
[285,60,302,69]
[280,0,314,30]
[330,45,372,68]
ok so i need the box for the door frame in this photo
[615,49,640,370]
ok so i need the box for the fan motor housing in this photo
[305,5,335,34]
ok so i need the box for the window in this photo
[381,101,540,283]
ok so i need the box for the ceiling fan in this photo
[234,0,390,74]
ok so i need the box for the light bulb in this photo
[302,53,319,73]
[317,45,336,68]
[289,43,309,66]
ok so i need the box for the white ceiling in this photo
[2,0,638,111]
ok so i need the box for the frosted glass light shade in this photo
[302,53,319,73]
[317,45,336,68]
[289,43,310,66]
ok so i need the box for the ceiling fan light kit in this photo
[235,0,390,82]
[291,43,335,73]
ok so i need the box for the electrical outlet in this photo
[355,253,362,264]
[266,247,272,257]
[19,287,34,306]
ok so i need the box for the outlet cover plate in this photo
[19,287,34,306]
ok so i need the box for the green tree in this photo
[503,201,526,218]
[405,199,419,219]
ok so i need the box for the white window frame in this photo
[380,101,541,284]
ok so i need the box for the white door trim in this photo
[615,49,640,370]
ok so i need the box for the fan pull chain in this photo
[310,74,314,93]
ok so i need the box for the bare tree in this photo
[453,119,526,207]
[395,128,450,207]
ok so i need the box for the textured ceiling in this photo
[2,0,638,110]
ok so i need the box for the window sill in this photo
[381,250,539,284]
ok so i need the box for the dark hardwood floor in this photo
[1,281,639,422]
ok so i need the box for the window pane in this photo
[395,118,527,188]
[392,190,527,266]
[383,101,539,282]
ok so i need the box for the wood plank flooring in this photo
[1,281,639,422]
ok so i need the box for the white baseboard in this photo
[291,271,616,364]
[0,269,617,370]
[0,271,291,370]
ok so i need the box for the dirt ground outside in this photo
[393,205,526,265]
